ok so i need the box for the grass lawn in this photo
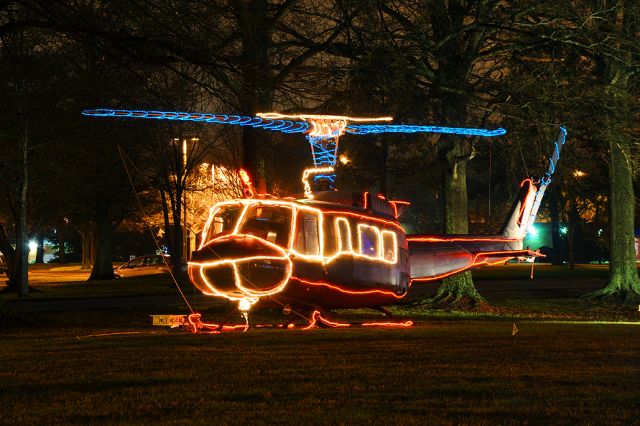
[1,311,639,424]
[1,263,639,424]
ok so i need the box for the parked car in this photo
[114,255,171,278]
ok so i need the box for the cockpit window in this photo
[238,204,292,247]
[206,205,243,242]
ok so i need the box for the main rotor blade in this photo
[83,108,506,137]
[82,109,310,134]
[346,124,506,137]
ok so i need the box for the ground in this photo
[1,264,639,424]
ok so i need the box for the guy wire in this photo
[117,144,194,314]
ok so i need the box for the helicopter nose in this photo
[188,234,292,300]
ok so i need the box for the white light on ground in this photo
[527,225,538,236]
[239,298,253,312]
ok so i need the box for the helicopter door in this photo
[292,211,323,280]
[323,217,354,285]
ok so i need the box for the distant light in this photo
[339,154,350,165]
[28,241,38,251]
[560,226,568,235]
[573,170,586,178]
[527,225,538,236]
[597,228,603,237]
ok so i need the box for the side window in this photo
[294,212,320,255]
[335,218,352,253]
[128,258,144,267]
[358,224,381,258]
[381,231,397,263]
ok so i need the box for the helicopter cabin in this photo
[199,191,410,298]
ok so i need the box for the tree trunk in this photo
[80,227,94,270]
[35,232,45,264]
[234,0,274,188]
[430,139,484,306]
[549,188,563,265]
[88,208,114,280]
[56,218,66,264]
[585,12,640,300]
[0,223,16,286]
[379,138,388,196]
[586,129,640,300]
[159,184,183,284]
[170,206,183,283]
[16,121,29,297]
[567,200,580,270]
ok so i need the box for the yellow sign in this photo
[150,315,188,327]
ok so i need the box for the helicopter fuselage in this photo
[187,183,537,311]
[188,193,411,310]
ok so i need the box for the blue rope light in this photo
[542,126,567,184]
[306,135,339,184]
[82,109,310,134]
[524,126,568,233]
[84,109,506,137]
[346,124,506,137]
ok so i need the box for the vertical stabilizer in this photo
[500,179,537,244]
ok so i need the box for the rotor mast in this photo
[257,113,393,190]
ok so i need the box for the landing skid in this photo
[169,302,414,333]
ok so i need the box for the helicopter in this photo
[83,109,566,326]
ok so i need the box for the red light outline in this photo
[187,313,248,333]
[324,209,404,231]
[407,236,520,243]
[291,276,408,299]
[410,251,517,283]
[186,310,415,332]
[516,179,535,225]
[239,169,256,198]
[303,310,351,329]
[388,200,411,219]
[362,320,414,327]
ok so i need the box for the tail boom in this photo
[407,237,541,282]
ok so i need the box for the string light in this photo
[302,310,414,329]
[346,124,507,137]
[239,169,256,198]
[85,108,507,190]
[85,109,562,322]
[302,166,335,198]
[82,109,310,133]
[523,127,568,233]
[409,250,535,283]
[190,198,405,308]
[185,310,414,333]
[290,277,407,299]
[256,112,393,123]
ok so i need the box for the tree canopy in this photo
[0,0,638,301]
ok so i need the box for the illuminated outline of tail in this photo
[499,127,568,248]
